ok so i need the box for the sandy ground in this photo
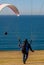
[0,50,44,65]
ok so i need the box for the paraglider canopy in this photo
[0,4,19,16]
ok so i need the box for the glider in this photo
[0,4,19,16]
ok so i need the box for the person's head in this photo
[24,39,28,45]
[25,39,28,42]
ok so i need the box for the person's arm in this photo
[29,44,34,52]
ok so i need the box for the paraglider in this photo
[0,4,19,16]
[0,4,20,35]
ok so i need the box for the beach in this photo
[0,50,44,65]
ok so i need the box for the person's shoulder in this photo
[28,42,30,46]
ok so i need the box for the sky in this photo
[0,0,44,15]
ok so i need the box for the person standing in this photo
[18,39,34,64]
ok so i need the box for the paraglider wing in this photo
[0,4,19,16]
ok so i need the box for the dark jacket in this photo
[19,39,34,54]
[22,40,33,54]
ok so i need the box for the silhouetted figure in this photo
[4,32,8,35]
[18,39,34,64]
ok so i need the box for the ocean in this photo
[0,15,44,50]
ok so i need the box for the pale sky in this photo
[0,0,44,15]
